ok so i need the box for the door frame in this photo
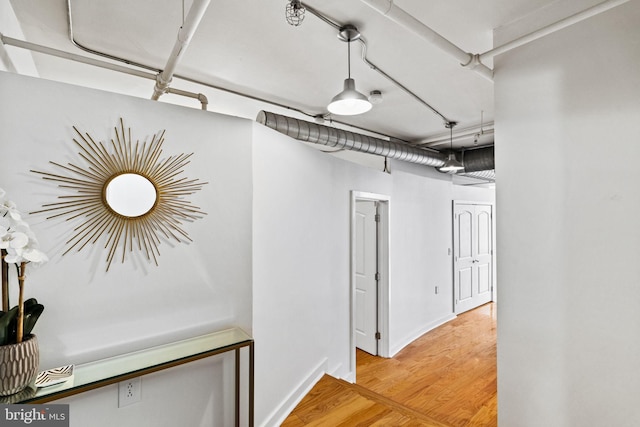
[349,191,390,382]
[452,200,496,313]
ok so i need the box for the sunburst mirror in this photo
[31,119,207,271]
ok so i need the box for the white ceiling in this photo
[7,0,574,151]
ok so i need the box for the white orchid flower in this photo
[9,231,29,249]
[0,189,47,266]
[20,248,47,264]
[0,217,9,238]
[8,204,21,221]
[4,250,20,264]
[0,226,13,249]
[1,199,21,220]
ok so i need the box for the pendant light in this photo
[328,25,372,116]
[439,121,464,173]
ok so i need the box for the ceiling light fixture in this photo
[368,90,383,104]
[285,0,305,26]
[328,25,372,116]
[439,121,464,173]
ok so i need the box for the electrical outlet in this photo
[435,286,439,294]
[118,377,141,407]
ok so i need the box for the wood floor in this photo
[282,303,497,427]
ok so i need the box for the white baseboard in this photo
[260,357,328,427]
[389,313,456,357]
[342,370,355,383]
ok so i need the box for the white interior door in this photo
[355,200,378,355]
[454,203,493,314]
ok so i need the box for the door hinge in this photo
[375,272,381,281]
[375,213,381,222]
[375,332,381,340]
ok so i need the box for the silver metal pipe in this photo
[416,123,495,147]
[302,2,452,124]
[257,110,446,168]
[357,38,451,124]
[301,3,341,31]
[66,0,160,73]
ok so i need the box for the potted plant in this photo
[0,187,47,396]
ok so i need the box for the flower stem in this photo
[16,262,26,343]
[1,249,8,312]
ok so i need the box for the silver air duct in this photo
[462,146,494,173]
[459,170,495,182]
[256,111,446,168]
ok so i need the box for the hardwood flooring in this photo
[282,303,497,427]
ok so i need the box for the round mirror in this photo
[105,173,157,217]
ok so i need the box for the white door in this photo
[454,203,493,314]
[355,200,378,355]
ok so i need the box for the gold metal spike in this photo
[31,119,207,271]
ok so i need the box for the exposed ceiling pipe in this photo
[303,2,453,124]
[257,110,447,167]
[357,37,451,124]
[416,122,495,148]
[1,33,155,79]
[359,0,494,81]
[66,0,158,73]
[0,42,18,73]
[361,0,628,80]
[0,33,209,110]
[166,87,209,110]
[479,0,630,61]
[64,0,395,140]
[151,0,212,101]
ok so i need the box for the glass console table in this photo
[8,328,254,427]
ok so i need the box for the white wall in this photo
[1,69,497,427]
[387,164,456,354]
[495,2,640,426]
[252,129,495,425]
[0,71,253,426]
[251,124,393,425]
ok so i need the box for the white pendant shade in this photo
[439,152,464,173]
[328,78,372,116]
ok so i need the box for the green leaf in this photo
[0,306,18,345]
[23,298,38,308]
[23,303,44,337]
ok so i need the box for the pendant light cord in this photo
[450,124,453,151]
[446,121,456,151]
[347,40,351,79]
